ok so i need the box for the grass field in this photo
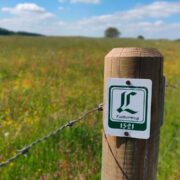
[0,36,179,180]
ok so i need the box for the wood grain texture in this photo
[101,48,163,180]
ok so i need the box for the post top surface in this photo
[105,47,163,58]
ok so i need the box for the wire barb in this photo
[67,121,73,127]
[97,103,103,111]
[0,104,103,168]
[21,148,29,155]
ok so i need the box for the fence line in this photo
[0,103,103,168]
[158,128,180,164]
[158,81,180,163]
[0,81,179,169]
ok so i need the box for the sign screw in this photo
[124,132,129,136]
[126,80,131,85]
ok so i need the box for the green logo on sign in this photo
[117,91,137,114]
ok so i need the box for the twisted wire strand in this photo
[0,81,179,169]
[166,81,180,88]
[0,104,103,168]
[103,129,130,180]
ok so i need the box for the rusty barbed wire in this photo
[0,103,103,168]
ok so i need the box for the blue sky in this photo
[0,0,180,39]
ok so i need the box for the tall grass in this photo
[0,36,179,179]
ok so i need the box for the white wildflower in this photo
[4,132,9,137]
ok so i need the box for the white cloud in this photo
[1,3,55,19]
[2,3,44,14]
[1,1,180,39]
[122,1,180,20]
[54,19,180,39]
[70,0,100,4]
[58,6,64,11]
[0,3,56,33]
[53,1,180,39]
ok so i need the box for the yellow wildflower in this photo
[12,152,16,156]
[10,162,14,167]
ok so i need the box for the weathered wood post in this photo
[101,48,163,180]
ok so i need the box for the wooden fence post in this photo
[101,48,163,180]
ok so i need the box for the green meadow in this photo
[0,36,179,179]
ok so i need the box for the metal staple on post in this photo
[0,103,103,168]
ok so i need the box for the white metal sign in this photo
[105,78,152,139]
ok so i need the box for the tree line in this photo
[0,27,43,36]
[1,26,146,39]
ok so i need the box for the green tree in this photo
[137,35,144,39]
[104,27,121,38]
[0,27,14,35]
